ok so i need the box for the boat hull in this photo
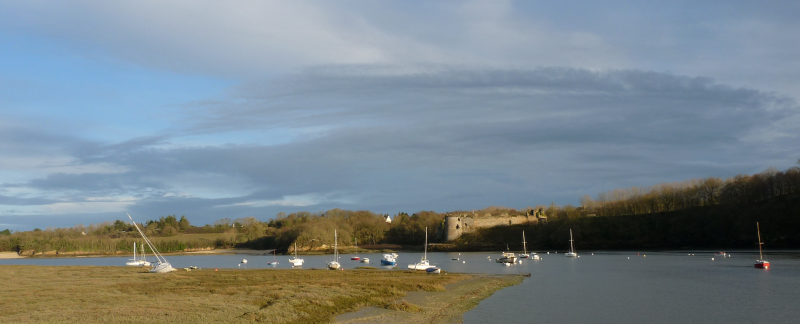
[565,252,577,257]
[350,257,360,260]
[380,260,396,266]
[327,261,341,270]
[755,261,770,269]
[360,258,369,263]
[426,267,441,274]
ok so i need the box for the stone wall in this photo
[443,212,540,241]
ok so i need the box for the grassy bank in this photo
[0,265,523,323]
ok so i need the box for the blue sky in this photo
[1,1,798,230]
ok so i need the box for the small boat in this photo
[127,213,174,273]
[503,262,512,266]
[565,229,577,257]
[714,252,727,257]
[360,257,369,263]
[289,242,304,267]
[328,230,341,270]
[408,227,436,271]
[241,259,248,264]
[754,222,770,269]
[496,251,518,264]
[381,253,398,266]
[267,249,278,266]
[426,267,441,274]
[351,238,360,260]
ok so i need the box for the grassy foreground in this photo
[0,265,523,324]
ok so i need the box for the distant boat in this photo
[360,257,370,263]
[520,231,530,259]
[127,213,174,273]
[714,252,727,257]
[565,229,577,257]
[496,251,517,264]
[754,222,770,269]
[351,238,360,260]
[289,242,304,267]
[381,253,398,266]
[241,259,248,264]
[267,249,278,266]
[426,267,441,274]
[408,227,436,270]
[328,230,341,270]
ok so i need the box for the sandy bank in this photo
[0,252,24,259]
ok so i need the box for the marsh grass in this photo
[0,265,482,323]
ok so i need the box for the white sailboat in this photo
[327,230,341,270]
[125,242,142,266]
[565,229,577,257]
[127,213,175,273]
[289,242,304,267]
[520,231,530,259]
[351,238,360,260]
[408,227,436,270]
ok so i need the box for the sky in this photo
[1,1,799,230]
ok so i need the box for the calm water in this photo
[3,251,799,323]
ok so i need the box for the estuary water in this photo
[2,250,799,323]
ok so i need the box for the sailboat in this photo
[754,222,770,269]
[350,238,360,260]
[267,249,279,266]
[327,230,341,270]
[289,242,304,267]
[520,232,530,259]
[408,227,436,270]
[127,213,174,273]
[126,242,142,266]
[565,229,577,257]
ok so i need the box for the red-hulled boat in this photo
[754,222,770,270]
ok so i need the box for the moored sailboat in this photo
[351,238,360,260]
[754,222,770,269]
[289,242,304,267]
[408,227,435,270]
[267,249,279,266]
[520,231,530,259]
[565,229,577,257]
[327,230,341,270]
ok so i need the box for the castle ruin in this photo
[443,208,546,241]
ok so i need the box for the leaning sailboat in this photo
[127,213,174,273]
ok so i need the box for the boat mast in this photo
[424,227,428,261]
[757,222,764,260]
[133,241,136,261]
[334,230,338,262]
[569,229,575,253]
[523,231,527,255]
